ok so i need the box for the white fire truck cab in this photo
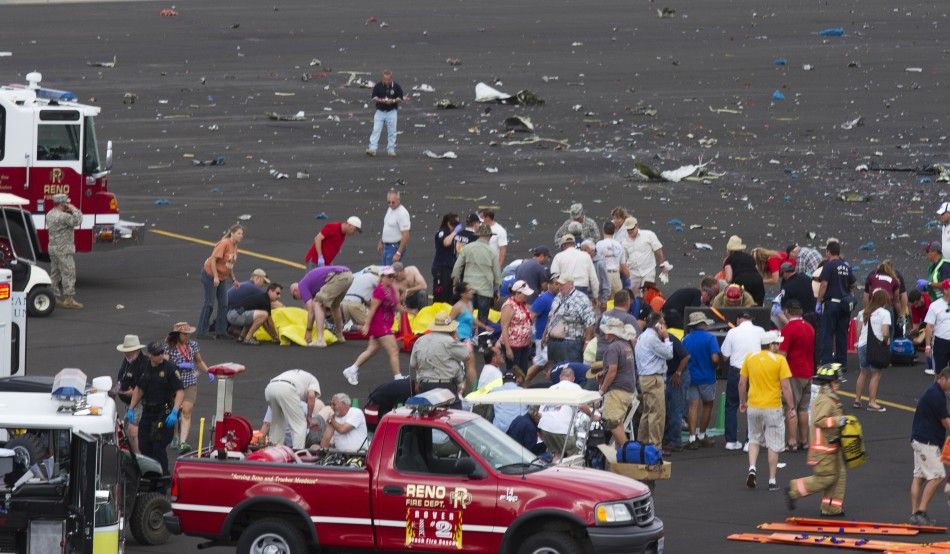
[0,72,141,256]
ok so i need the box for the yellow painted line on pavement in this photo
[149,229,306,269]
[836,390,916,413]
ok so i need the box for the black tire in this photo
[5,433,44,468]
[517,531,586,554]
[26,286,55,317]
[129,492,171,545]
[236,518,307,554]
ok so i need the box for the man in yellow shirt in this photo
[739,331,796,491]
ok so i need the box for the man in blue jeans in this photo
[816,240,856,365]
[366,69,403,157]
[662,333,691,453]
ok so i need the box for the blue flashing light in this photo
[35,87,78,103]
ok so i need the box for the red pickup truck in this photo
[165,399,664,554]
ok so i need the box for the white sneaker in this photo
[393,374,407,380]
[343,365,359,386]
[925,368,936,376]
[725,441,742,451]
[743,442,750,452]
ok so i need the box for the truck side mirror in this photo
[105,140,113,171]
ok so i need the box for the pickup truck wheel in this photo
[517,532,585,554]
[130,492,171,545]
[237,518,307,554]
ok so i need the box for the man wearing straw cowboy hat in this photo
[590,317,638,445]
[114,334,148,453]
[682,312,721,450]
[409,313,472,406]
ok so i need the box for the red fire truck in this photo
[165,389,664,554]
[0,72,140,256]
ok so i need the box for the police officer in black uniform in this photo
[127,341,184,474]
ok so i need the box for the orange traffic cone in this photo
[397,311,416,352]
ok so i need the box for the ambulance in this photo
[0,72,141,255]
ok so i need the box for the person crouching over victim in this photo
[784,363,847,516]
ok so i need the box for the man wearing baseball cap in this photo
[937,202,950,256]
[304,216,362,268]
[739,331,795,491]
[452,224,501,327]
[924,279,950,375]
[45,192,84,309]
[553,202,601,244]
[925,241,950,301]
[513,246,550,303]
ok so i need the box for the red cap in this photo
[941,279,950,291]
[725,284,742,300]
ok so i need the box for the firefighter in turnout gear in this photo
[784,363,848,516]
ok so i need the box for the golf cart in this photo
[0,368,170,553]
[0,193,55,317]
[468,387,607,467]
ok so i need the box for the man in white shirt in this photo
[924,280,950,375]
[938,202,950,257]
[320,393,368,452]
[618,217,669,295]
[537,366,584,459]
[378,190,411,265]
[550,234,599,298]
[478,346,504,389]
[721,312,766,450]
[480,209,509,265]
[596,221,629,296]
[263,369,322,448]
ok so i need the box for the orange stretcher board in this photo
[728,532,923,552]
[788,517,947,534]
[760,523,918,536]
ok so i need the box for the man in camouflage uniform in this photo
[784,363,847,516]
[46,193,83,309]
[553,203,601,244]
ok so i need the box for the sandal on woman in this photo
[866,404,886,413]
[242,337,261,345]
[786,443,800,452]
[852,401,862,409]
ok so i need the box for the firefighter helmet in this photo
[814,363,843,383]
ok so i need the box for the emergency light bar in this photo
[405,388,456,413]
[34,87,78,103]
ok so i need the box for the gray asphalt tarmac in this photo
[3,0,949,552]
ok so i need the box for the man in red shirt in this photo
[779,299,816,450]
[304,216,362,267]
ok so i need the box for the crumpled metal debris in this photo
[412,84,435,92]
[434,99,465,109]
[504,115,534,133]
[423,150,458,159]
[87,55,117,68]
[657,7,676,18]
[633,160,721,183]
[839,117,863,130]
[474,83,544,105]
[267,111,306,121]
[838,191,869,202]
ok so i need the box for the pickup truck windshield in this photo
[454,417,540,472]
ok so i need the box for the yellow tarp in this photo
[253,307,340,346]
[256,304,501,347]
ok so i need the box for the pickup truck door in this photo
[374,425,500,552]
